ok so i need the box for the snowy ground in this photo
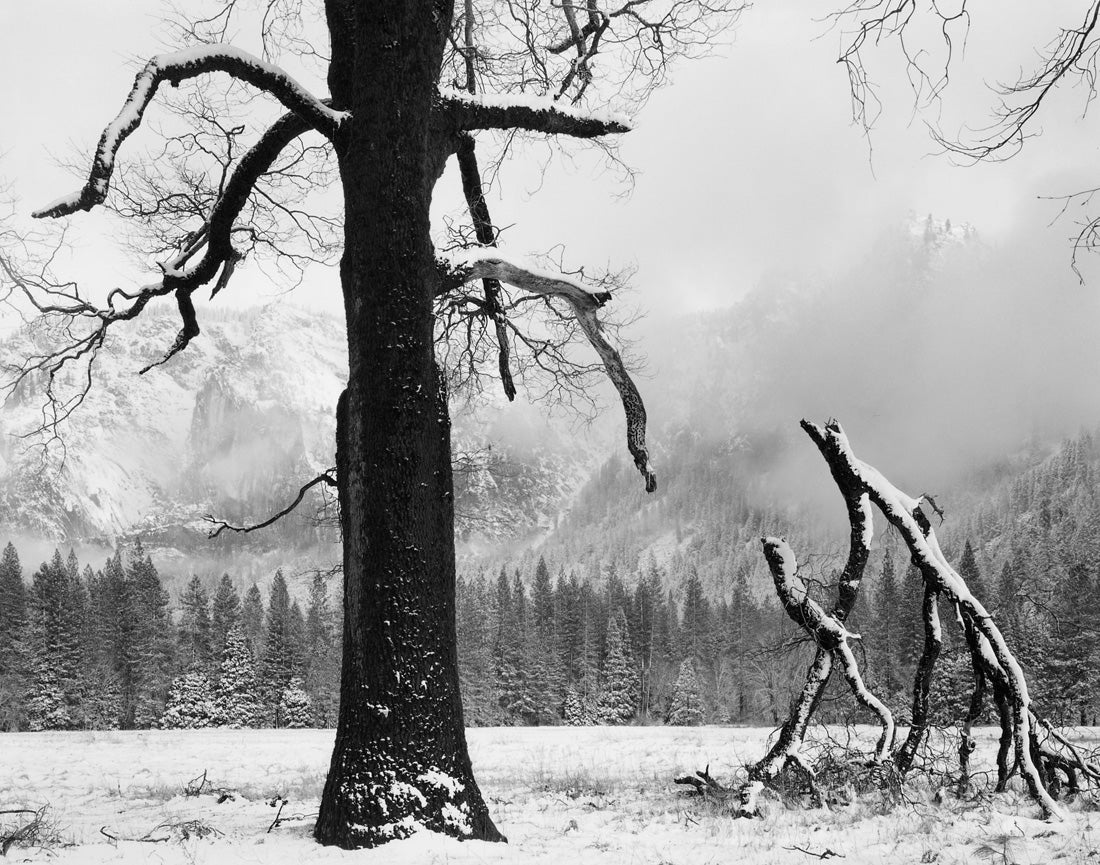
[2,726,1097,863]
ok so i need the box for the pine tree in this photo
[262,570,301,713]
[562,687,593,725]
[128,544,176,726]
[210,573,242,663]
[214,625,264,728]
[303,572,340,726]
[96,550,137,726]
[178,575,213,670]
[667,659,705,726]
[456,573,500,726]
[279,678,315,728]
[596,613,638,724]
[0,542,27,730]
[241,583,265,658]
[1042,561,1100,724]
[957,539,988,602]
[161,671,216,728]
[0,542,26,672]
[26,550,83,730]
[871,547,904,706]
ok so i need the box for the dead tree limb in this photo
[799,419,1062,819]
[204,469,336,538]
[894,584,942,774]
[735,429,880,816]
[738,537,892,816]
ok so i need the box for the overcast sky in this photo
[4,1,1100,319]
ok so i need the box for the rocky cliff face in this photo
[0,303,595,582]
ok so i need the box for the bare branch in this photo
[205,469,337,538]
[1,109,318,438]
[33,45,344,219]
[439,88,630,137]
[440,248,656,492]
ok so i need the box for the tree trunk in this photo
[314,1,503,848]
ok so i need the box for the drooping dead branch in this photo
[439,248,656,492]
[205,469,337,538]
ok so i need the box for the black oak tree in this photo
[0,0,739,849]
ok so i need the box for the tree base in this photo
[314,744,506,849]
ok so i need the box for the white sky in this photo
[2,1,1100,318]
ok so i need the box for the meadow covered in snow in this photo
[2,725,1097,863]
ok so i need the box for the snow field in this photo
[1,726,1097,863]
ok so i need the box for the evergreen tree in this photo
[262,570,301,713]
[957,540,988,602]
[303,572,340,725]
[128,543,175,726]
[279,678,315,728]
[214,625,263,728]
[680,567,710,664]
[210,573,242,663]
[0,542,27,730]
[1042,561,1100,724]
[96,550,137,725]
[562,686,593,725]
[160,671,216,728]
[871,548,905,705]
[241,583,265,658]
[178,575,213,670]
[667,659,705,726]
[26,550,83,730]
[596,613,638,724]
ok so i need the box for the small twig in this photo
[184,769,209,796]
[783,845,845,860]
[99,826,169,844]
[267,800,287,833]
[920,492,946,524]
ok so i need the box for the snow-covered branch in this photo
[438,88,631,138]
[760,537,894,763]
[439,247,655,493]
[800,418,1062,819]
[34,45,344,219]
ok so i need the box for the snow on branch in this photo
[800,418,1062,819]
[438,88,631,138]
[441,248,612,309]
[439,247,656,493]
[33,45,345,219]
[760,537,894,763]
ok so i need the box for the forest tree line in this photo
[0,541,340,731]
[0,426,1097,731]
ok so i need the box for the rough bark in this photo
[894,585,941,775]
[956,612,987,797]
[313,2,504,847]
